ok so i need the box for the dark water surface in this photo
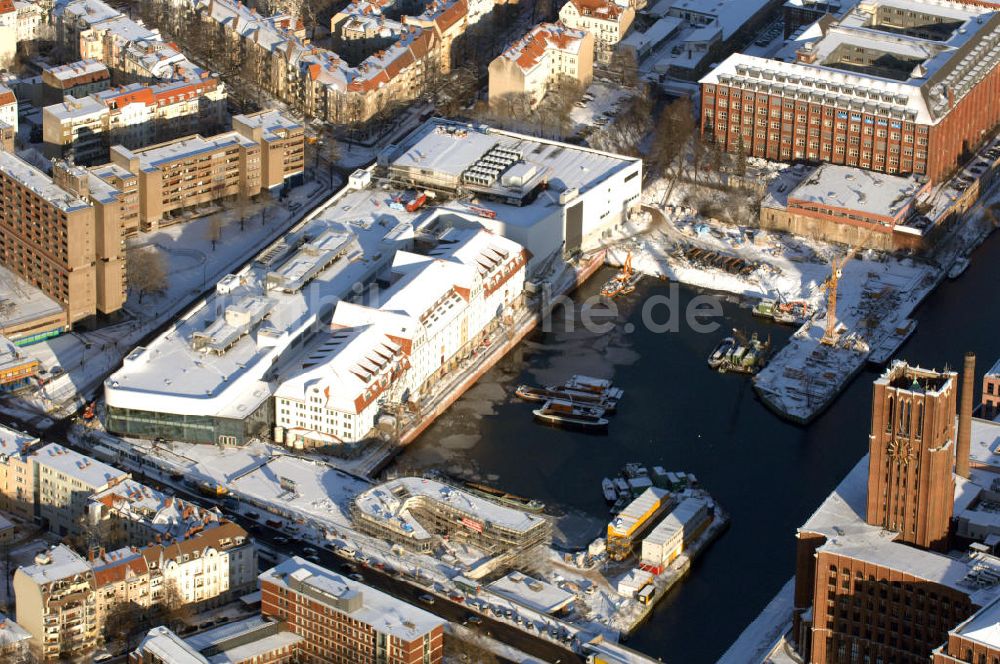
[396,231,1000,663]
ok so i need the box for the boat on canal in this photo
[564,375,624,401]
[602,478,618,503]
[533,399,609,432]
[515,384,618,413]
[708,330,771,375]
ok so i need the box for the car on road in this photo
[467,614,483,625]
[349,572,365,582]
[243,512,259,520]
[419,594,435,605]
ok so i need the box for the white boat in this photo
[602,478,618,503]
[564,375,624,400]
[948,256,969,279]
[532,399,608,432]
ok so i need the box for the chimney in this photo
[957,352,975,478]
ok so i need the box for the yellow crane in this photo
[820,249,857,347]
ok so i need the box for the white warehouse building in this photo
[640,496,711,573]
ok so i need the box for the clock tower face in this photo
[887,439,915,465]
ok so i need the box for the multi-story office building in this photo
[489,22,594,109]
[0,152,127,326]
[274,228,526,447]
[108,129,261,231]
[0,423,36,519]
[41,59,111,105]
[30,442,130,536]
[42,77,228,165]
[13,545,99,661]
[231,110,305,195]
[558,0,634,64]
[260,557,445,664]
[700,0,1000,183]
[789,356,1000,663]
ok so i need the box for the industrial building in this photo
[352,477,552,563]
[700,0,1000,183]
[0,335,39,393]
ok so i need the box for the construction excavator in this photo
[820,248,859,347]
[601,252,640,297]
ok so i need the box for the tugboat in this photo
[707,336,736,369]
[709,329,771,375]
[533,399,608,432]
[601,253,641,298]
[602,478,618,503]
[753,297,811,325]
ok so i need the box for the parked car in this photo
[419,594,435,605]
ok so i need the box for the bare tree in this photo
[444,636,500,664]
[206,215,224,251]
[159,578,194,629]
[126,247,168,304]
[649,96,696,178]
[608,48,640,88]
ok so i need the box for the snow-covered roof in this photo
[787,164,924,219]
[948,595,1000,651]
[232,109,302,142]
[389,119,641,222]
[104,187,420,419]
[0,422,37,459]
[0,614,31,649]
[987,357,1000,378]
[0,264,65,334]
[129,131,257,171]
[664,0,772,40]
[701,0,1000,125]
[354,477,548,542]
[90,478,220,537]
[620,16,683,52]
[18,544,91,585]
[261,557,444,641]
[137,626,209,664]
[609,488,669,537]
[42,59,109,85]
[487,571,575,613]
[0,152,91,213]
[496,22,588,75]
[43,93,108,122]
[31,443,129,489]
[643,496,708,547]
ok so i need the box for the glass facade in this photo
[106,400,273,446]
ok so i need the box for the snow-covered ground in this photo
[611,166,999,423]
[13,180,336,425]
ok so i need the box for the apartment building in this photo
[13,545,100,661]
[699,0,1000,183]
[231,110,306,195]
[0,83,17,152]
[0,423,36,520]
[109,129,261,231]
[0,0,15,68]
[91,546,157,629]
[30,442,130,537]
[15,0,46,43]
[41,59,111,105]
[558,0,634,64]
[42,76,228,165]
[0,152,127,326]
[88,477,222,550]
[260,557,445,664]
[54,0,210,84]
[489,23,594,108]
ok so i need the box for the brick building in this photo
[231,110,305,195]
[109,130,260,231]
[0,152,127,326]
[699,0,1000,183]
[866,362,958,551]
[983,358,1000,420]
[41,59,111,105]
[260,557,444,663]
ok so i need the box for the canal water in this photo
[392,231,1000,663]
